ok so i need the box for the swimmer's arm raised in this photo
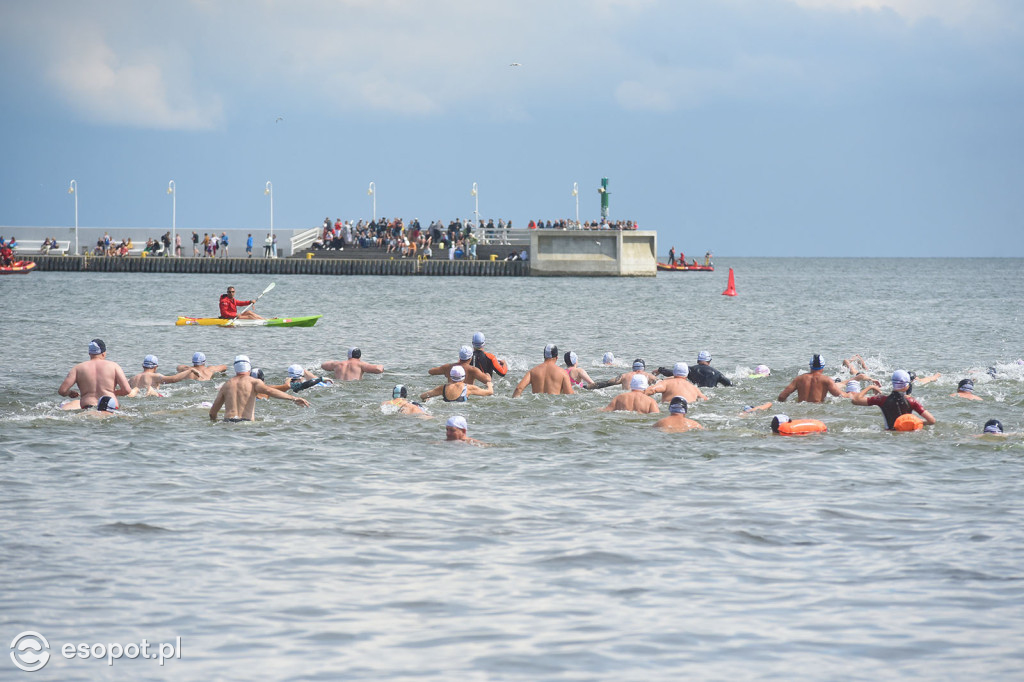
[420,385,444,401]
[258,381,310,406]
[427,364,448,376]
[360,360,384,374]
[162,368,197,385]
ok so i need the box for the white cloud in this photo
[785,0,1008,28]
[46,36,222,130]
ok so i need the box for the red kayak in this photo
[657,261,714,272]
[0,260,37,275]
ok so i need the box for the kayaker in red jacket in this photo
[219,286,263,320]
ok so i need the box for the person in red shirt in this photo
[219,286,263,320]
[851,369,935,430]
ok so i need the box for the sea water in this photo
[1,258,1023,680]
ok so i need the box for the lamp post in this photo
[264,181,274,232]
[167,180,176,256]
[471,182,479,225]
[572,182,579,228]
[68,180,78,255]
[367,182,376,222]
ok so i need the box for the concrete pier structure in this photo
[529,230,657,277]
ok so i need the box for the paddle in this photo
[227,282,275,326]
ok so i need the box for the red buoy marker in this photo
[722,268,737,296]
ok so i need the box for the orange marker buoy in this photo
[722,268,737,296]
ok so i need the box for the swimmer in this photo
[58,338,132,410]
[383,385,427,415]
[444,415,488,446]
[420,365,494,402]
[741,402,773,415]
[602,352,616,366]
[127,355,198,397]
[428,345,491,386]
[468,332,509,378]
[587,358,659,391]
[976,419,1013,437]
[653,397,703,431]
[321,347,384,381]
[77,395,123,418]
[286,364,333,392]
[512,344,575,396]
[777,354,848,403]
[906,371,941,394]
[209,355,309,421]
[176,352,228,381]
[563,351,596,389]
[749,364,771,378]
[951,378,982,401]
[645,362,707,403]
[602,374,660,413]
[686,351,732,388]
[851,370,936,430]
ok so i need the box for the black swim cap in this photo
[250,368,265,381]
[393,385,407,399]
[983,419,1003,433]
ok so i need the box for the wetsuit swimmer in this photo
[687,351,732,388]
[851,370,935,430]
[468,332,508,378]
[286,364,333,392]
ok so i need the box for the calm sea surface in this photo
[2,258,1023,680]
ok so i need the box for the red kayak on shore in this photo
[0,260,37,275]
[657,261,714,272]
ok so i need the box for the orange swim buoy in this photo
[893,414,924,431]
[776,419,827,436]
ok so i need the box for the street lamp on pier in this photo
[471,182,479,225]
[264,181,274,232]
[68,180,78,255]
[167,181,176,256]
[367,182,376,222]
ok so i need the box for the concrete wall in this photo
[529,229,656,277]
[0,226,308,257]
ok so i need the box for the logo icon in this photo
[10,631,50,672]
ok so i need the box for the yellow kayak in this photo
[175,315,321,327]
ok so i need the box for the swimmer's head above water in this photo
[88,338,106,356]
[143,355,159,369]
[630,374,649,391]
[392,384,408,399]
[347,347,361,359]
[602,352,615,365]
[192,351,206,366]
[472,332,486,349]
[544,344,558,360]
[233,355,251,375]
[673,362,688,377]
[669,396,688,415]
[459,346,473,361]
[810,354,825,371]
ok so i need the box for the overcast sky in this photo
[1,0,1021,256]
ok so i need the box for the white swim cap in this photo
[846,380,860,393]
[88,339,106,356]
[459,345,473,361]
[603,352,615,364]
[892,369,911,389]
[287,364,304,379]
[233,355,251,374]
[568,351,578,366]
[143,355,159,368]
[544,344,557,359]
[697,350,711,363]
[630,374,649,391]
[446,415,468,430]
[192,351,206,365]
[754,364,770,376]
[449,365,466,381]
[673,362,688,377]
[472,332,485,349]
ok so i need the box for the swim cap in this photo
[88,339,106,356]
[250,368,265,381]
[673,362,688,377]
[603,352,615,364]
[771,415,791,433]
[892,370,911,390]
[459,345,473,361]
[697,351,711,363]
[957,379,974,393]
[233,355,251,375]
[472,332,485,349]
[192,351,206,365]
[97,396,119,412]
[908,371,918,381]
[669,396,688,414]
[810,354,825,370]
[348,347,361,359]
[143,355,159,368]
[846,380,860,393]
[392,385,407,399]
[449,365,466,381]
[632,358,646,371]
[544,344,558,359]
[287,364,304,379]
[983,419,1003,434]
[630,374,648,391]
[446,415,468,431]
[754,364,770,376]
